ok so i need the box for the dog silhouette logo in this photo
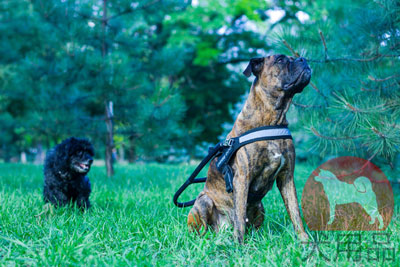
[314,169,384,229]
[301,157,394,231]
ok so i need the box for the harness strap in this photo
[216,125,292,193]
[173,125,292,207]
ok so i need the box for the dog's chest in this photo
[245,140,290,195]
[58,177,80,193]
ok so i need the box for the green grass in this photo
[0,163,399,266]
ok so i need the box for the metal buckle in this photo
[223,138,234,147]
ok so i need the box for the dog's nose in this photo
[296,57,310,71]
[297,57,307,63]
[88,159,93,165]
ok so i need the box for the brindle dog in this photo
[187,54,311,243]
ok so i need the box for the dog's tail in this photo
[353,176,373,193]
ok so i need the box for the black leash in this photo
[173,142,223,207]
[173,125,292,208]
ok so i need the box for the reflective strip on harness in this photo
[238,128,291,144]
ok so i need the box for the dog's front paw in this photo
[188,210,207,235]
[234,229,244,244]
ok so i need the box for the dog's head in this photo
[314,169,337,185]
[58,137,94,174]
[243,54,311,96]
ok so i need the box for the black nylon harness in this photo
[173,125,292,208]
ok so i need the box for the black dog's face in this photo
[65,138,94,174]
[70,149,94,173]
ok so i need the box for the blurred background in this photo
[0,0,399,177]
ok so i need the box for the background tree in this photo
[0,0,273,165]
[0,0,399,175]
[0,0,192,170]
[273,0,400,170]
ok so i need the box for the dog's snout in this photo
[296,57,310,72]
[296,57,307,64]
[88,158,93,165]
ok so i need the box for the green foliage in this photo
[164,0,270,145]
[0,0,273,161]
[0,0,192,160]
[1,0,399,166]
[274,0,400,167]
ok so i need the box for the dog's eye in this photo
[275,56,285,64]
[276,57,285,63]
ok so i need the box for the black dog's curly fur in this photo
[43,137,94,209]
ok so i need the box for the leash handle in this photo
[173,143,222,208]
[173,177,207,207]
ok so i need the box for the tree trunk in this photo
[102,0,114,177]
[102,0,107,58]
[20,152,27,164]
[34,143,45,164]
[105,101,114,177]
[118,146,125,163]
[128,134,137,163]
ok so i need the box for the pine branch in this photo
[360,80,399,92]
[332,92,389,113]
[309,82,329,106]
[292,102,322,108]
[308,50,399,63]
[282,40,300,57]
[371,126,386,139]
[368,74,400,82]
[381,121,400,130]
[360,87,378,92]
[285,29,400,64]
[332,92,360,112]
[319,30,328,61]
[310,126,361,140]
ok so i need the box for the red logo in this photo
[301,156,394,231]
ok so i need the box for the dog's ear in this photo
[243,57,264,77]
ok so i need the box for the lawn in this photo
[0,162,399,266]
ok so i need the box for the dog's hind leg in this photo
[327,202,336,225]
[187,192,215,234]
[76,176,91,210]
[377,213,384,229]
[369,214,376,225]
[76,196,90,210]
[45,190,69,207]
[366,206,384,229]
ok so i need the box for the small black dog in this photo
[43,137,94,209]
